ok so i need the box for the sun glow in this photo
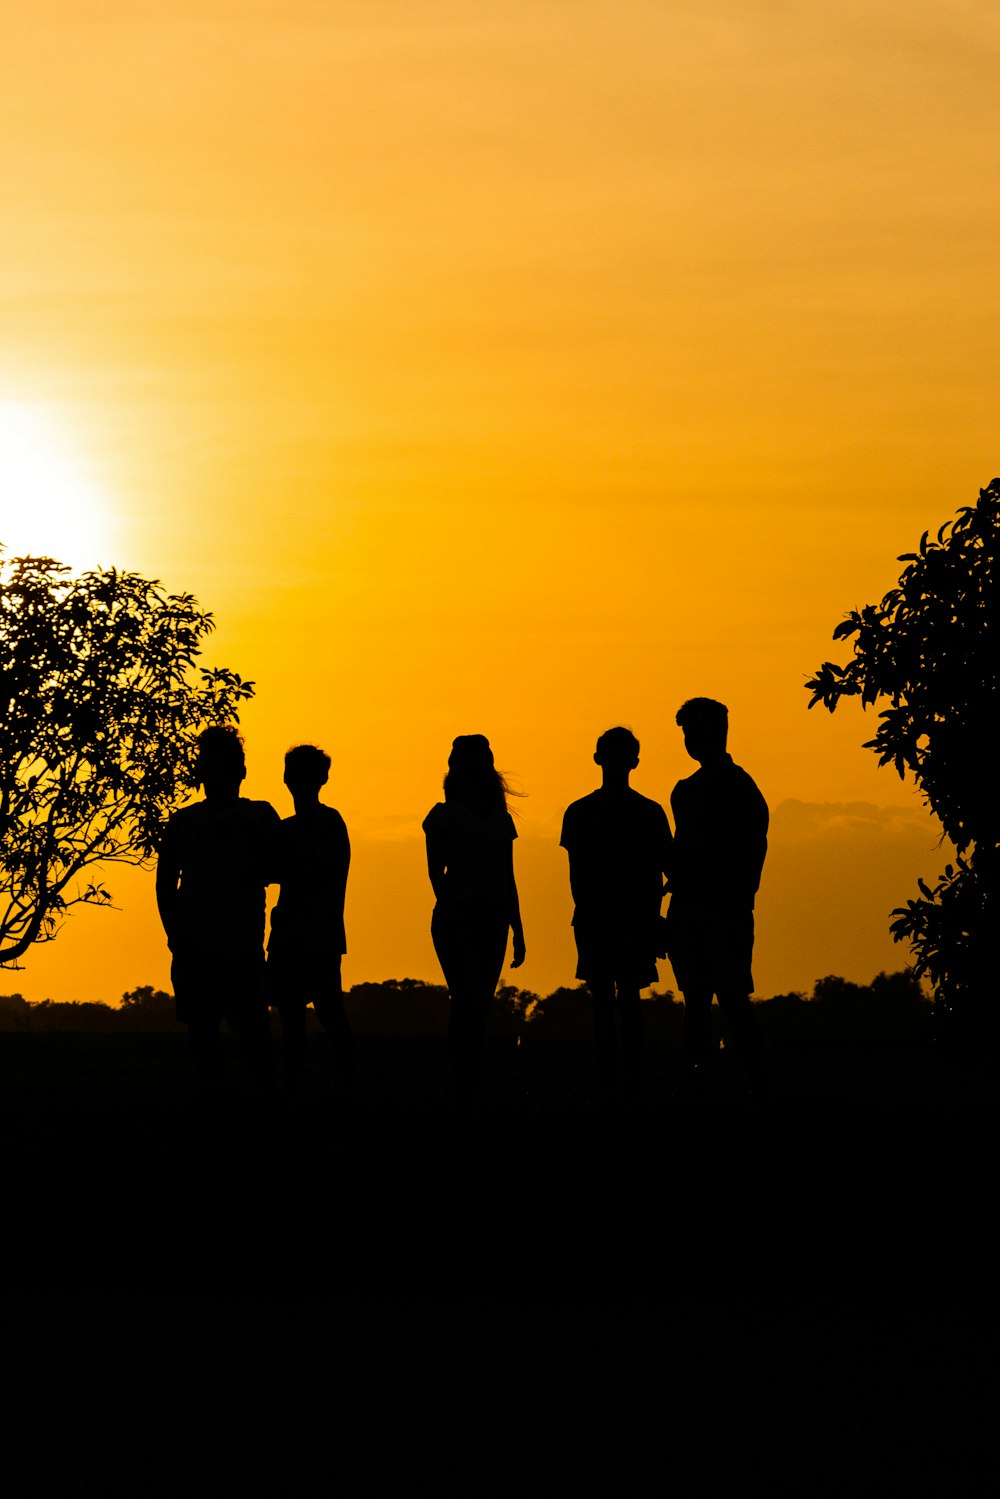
[0,402,116,572]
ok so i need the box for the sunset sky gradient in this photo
[3,1,997,1002]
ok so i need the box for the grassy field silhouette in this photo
[1,973,989,1490]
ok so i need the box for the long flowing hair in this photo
[443,734,512,818]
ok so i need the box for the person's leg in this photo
[233,1007,276,1092]
[228,956,275,1093]
[447,991,482,1097]
[589,977,617,1089]
[617,983,643,1088]
[448,959,500,1097]
[682,986,715,1068]
[173,952,224,1083]
[277,1000,307,1092]
[268,953,306,1092]
[716,988,769,1086]
[714,912,769,1090]
[314,957,355,1084]
[187,1013,225,1082]
[436,909,505,1099]
[434,908,470,1092]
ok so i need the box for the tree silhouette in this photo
[806,481,997,1032]
[0,554,253,964]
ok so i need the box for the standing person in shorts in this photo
[665,698,769,1083]
[267,744,354,1093]
[156,726,280,1088]
[560,727,673,1091]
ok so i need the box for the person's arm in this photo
[507,838,525,969]
[333,817,351,917]
[425,826,448,903]
[747,788,769,897]
[667,784,684,892]
[559,807,584,907]
[155,825,181,951]
[261,803,283,886]
[659,804,675,892]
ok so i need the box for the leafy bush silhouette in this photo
[119,985,181,1032]
[345,978,451,1036]
[806,481,997,1037]
[524,984,683,1043]
[0,992,31,1031]
[0,972,928,1041]
[759,971,929,1043]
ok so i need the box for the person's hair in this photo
[443,734,512,817]
[195,724,245,785]
[676,698,729,736]
[594,726,640,766]
[284,743,331,789]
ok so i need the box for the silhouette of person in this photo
[423,735,525,1095]
[267,744,354,1093]
[560,727,673,1090]
[156,725,280,1087]
[665,698,769,1083]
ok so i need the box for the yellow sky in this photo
[2,1,996,1002]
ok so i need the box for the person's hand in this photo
[511,935,526,969]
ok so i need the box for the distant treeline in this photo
[0,972,930,1042]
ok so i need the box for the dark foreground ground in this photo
[1,1028,993,1492]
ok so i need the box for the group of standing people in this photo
[155,696,769,1095]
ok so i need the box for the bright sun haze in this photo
[2,1,997,1005]
[0,401,116,570]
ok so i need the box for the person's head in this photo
[676,698,728,764]
[195,725,246,797]
[443,733,509,816]
[594,726,640,777]
[284,743,331,797]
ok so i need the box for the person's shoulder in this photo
[628,788,669,817]
[312,804,349,836]
[671,769,701,798]
[165,799,206,832]
[167,800,200,824]
[727,760,766,794]
[241,798,281,826]
[243,797,280,815]
[563,789,602,819]
[560,790,602,848]
[560,790,599,828]
[160,800,198,847]
[422,801,448,834]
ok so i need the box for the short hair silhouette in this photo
[196,725,245,785]
[284,743,331,789]
[594,726,640,767]
[676,698,728,746]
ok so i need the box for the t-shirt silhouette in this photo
[669,754,768,909]
[560,787,672,983]
[159,798,280,957]
[422,800,517,912]
[560,787,672,923]
[268,805,350,956]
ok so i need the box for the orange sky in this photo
[2,2,997,1003]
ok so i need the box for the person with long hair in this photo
[423,734,525,1093]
